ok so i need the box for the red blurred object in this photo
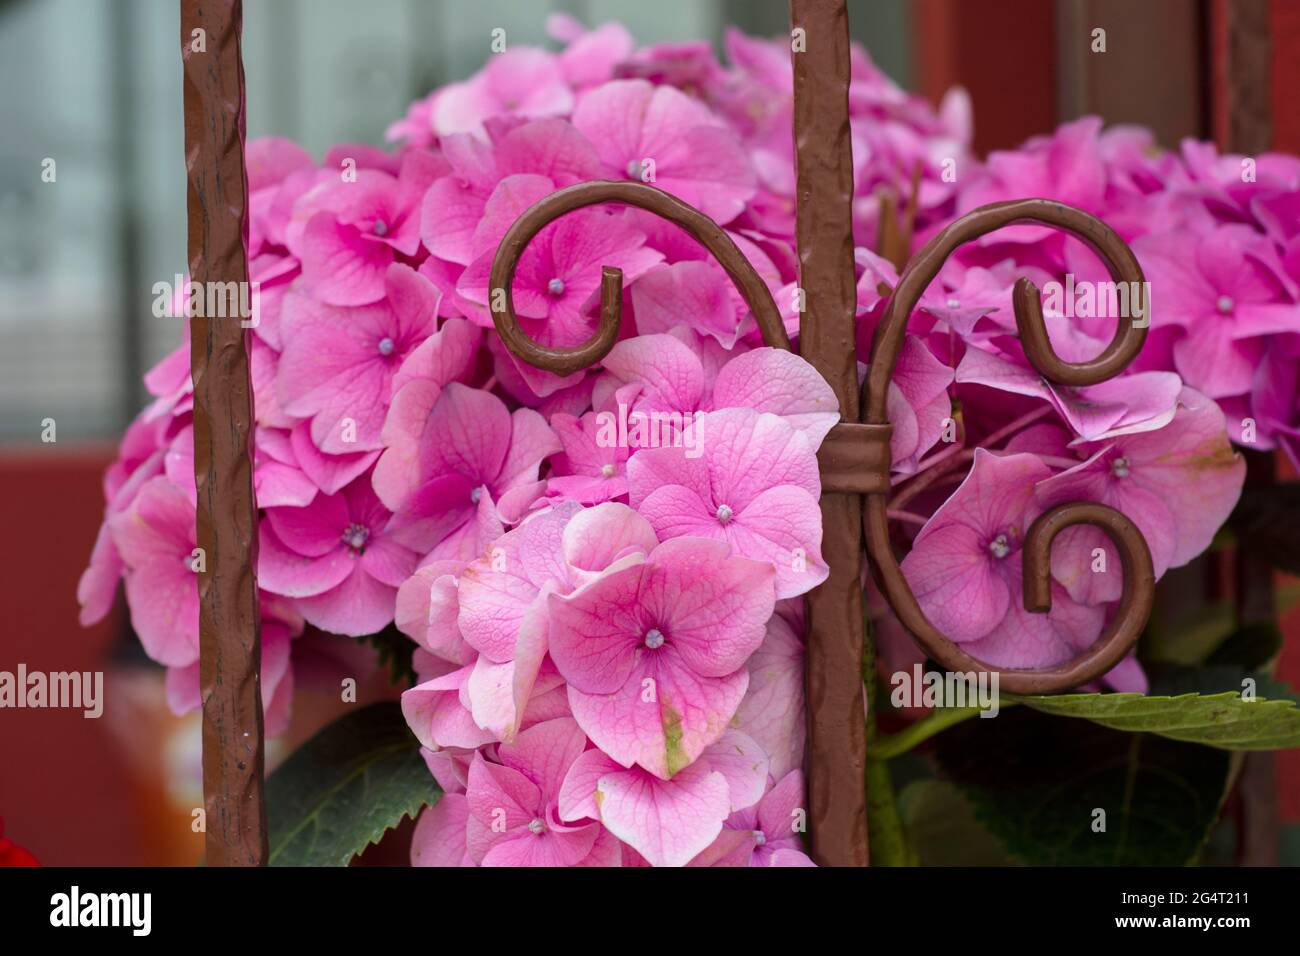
[0,816,40,867]
[912,0,1057,155]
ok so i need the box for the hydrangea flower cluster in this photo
[80,14,1295,865]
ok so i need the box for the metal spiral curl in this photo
[863,198,1156,695]
[487,180,792,376]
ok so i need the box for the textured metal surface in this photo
[817,422,892,495]
[487,180,791,374]
[864,198,1155,694]
[182,0,267,867]
[790,0,869,868]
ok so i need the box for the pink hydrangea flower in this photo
[556,728,768,867]
[419,119,602,266]
[1036,388,1245,604]
[108,476,199,666]
[456,173,662,396]
[432,48,574,137]
[258,476,418,637]
[572,79,756,223]
[735,607,806,780]
[900,449,1104,669]
[278,263,440,454]
[461,717,617,867]
[627,408,829,598]
[548,536,775,779]
[691,770,815,867]
[375,382,559,559]
[1136,225,1299,399]
[292,151,443,306]
[457,501,656,740]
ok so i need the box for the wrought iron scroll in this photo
[864,199,1156,695]
[182,0,267,866]
[487,180,791,373]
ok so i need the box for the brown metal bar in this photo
[182,0,267,866]
[488,180,790,374]
[790,0,869,867]
[1218,0,1280,868]
[864,198,1155,694]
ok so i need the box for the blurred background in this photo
[1,0,1297,865]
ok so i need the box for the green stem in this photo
[872,703,1008,761]
[863,615,914,865]
[866,755,915,865]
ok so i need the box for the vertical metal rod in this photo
[790,0,870,866]
[182,0,267,866]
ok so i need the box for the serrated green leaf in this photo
[935,707,1229,865]
[267,702,438,866]
[1007,686,1300,751]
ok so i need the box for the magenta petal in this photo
[547,563,645,695]
[294,563,398,637]
[711,347,840,446]
[591,760,732,867]
[702,729,769,812]
[402,666,497,751]
[256,524,354,599]
[300,212,392,306]
[411,795,472,867]
[567,645,749,780]
[266,493,350,557]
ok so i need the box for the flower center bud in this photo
[547,278,565,296]
[946,297,961,310]
[601,463,617,478]
[342,523,370,551]
[1216,295,1235,314]
[644,628,665,649]
[716,504,734,524]
[372,219,388,237]
[753,830,766,846]
[527,818,545,835]
[377,336,395,356]
[1111,456,1131,478]
[625,159,642,179]
[988,534,1010,559]
[470,486,483,504]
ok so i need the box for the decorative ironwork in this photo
[182,0,1156,867]
[182,0,268,866]
[863,198,1156,695]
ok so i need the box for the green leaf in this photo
[1007,684,1300,751]
[1229,483,1300,576]
[935,707,1230,865]
[898,778,1018,866]
[267,702,438,866]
